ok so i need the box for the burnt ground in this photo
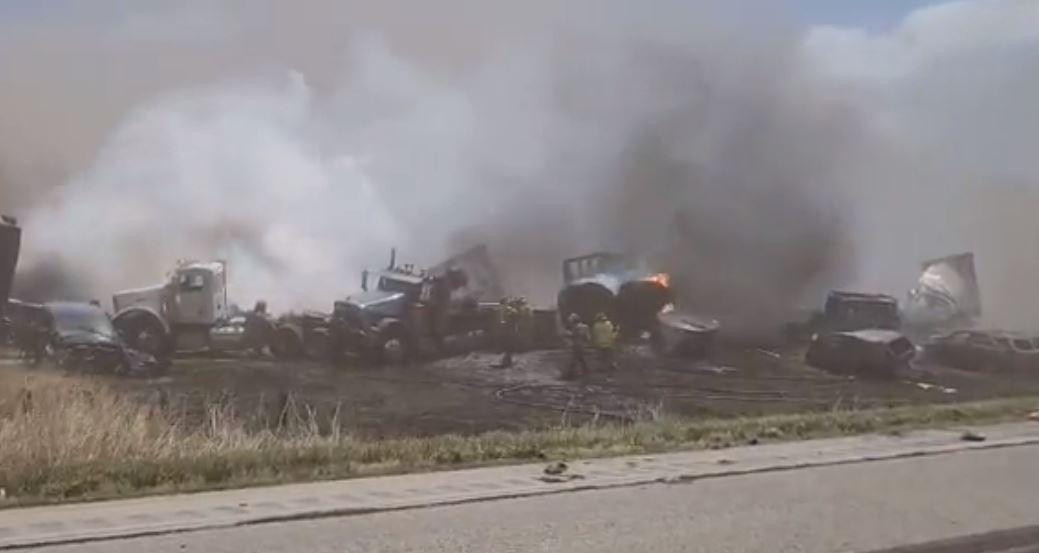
[5,343,1039,439]
[18,342,1030,439]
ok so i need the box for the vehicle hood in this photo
[56,330,122,348]
[344,290,406,310]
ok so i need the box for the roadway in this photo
[24,433,1039,552]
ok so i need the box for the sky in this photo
[0,1,947,28]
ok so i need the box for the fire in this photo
[647,273,670,288]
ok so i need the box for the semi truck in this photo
[112,260,288,359]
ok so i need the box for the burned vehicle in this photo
[924,330,1039,373]
[904,253,981,334]
[324,246,502,364]
[557,252,672,340]
[786,290,901,344]
[112,261,292,359]
[0,216,20,341]
[820,291,901,332]
[805,329,916,378]
[32,302,158,374]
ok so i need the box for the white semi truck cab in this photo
[112,260,230,355]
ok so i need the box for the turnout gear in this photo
[591,313,619,372]
[563,313,591,378]
[496,296,529,368]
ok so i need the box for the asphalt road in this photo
[31,443,1039,553]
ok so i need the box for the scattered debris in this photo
[960,430,987,442]
[908,381,958,394]
[717,458,736,465]
[756,348,782,359]
[697,365,738,375]
[655,308,720,359]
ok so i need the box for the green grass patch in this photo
[0,373,1034,506]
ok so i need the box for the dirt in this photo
[6,343,1039,438]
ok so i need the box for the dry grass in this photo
[0,371,1035,506]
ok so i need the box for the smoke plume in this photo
[2,0,1038,333]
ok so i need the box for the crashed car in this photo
[924,329,1039,373]
[34,302,159,375]
[806,329,916,377]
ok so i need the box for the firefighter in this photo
[243,300,271,356]
[591,312,619,372]
[563,312,590,379]
[495,296,524,368]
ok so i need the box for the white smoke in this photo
[6,0,1039,329]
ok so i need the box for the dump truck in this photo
[112,260,288,359]
[321,246,502,364]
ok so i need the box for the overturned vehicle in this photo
[904,252,981,335]
[22,301,159,375]
[806,329,916,378]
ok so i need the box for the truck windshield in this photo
[179,273,206,291]
[378,277,418,295]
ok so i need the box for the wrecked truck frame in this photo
[557,252,672,340]
[316,245,504,365]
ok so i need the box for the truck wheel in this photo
[271,327,304,359]
[377,327,411,366]
[115,312,169,360]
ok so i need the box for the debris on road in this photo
[960,430,987,442]
[539,461,585,483]
[544,461,568,475]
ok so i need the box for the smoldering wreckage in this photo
[0,214,1019,380]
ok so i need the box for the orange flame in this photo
[647,273,670,288]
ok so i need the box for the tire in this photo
[114,312,170,360]
[271,326,304,359]
[375,325,411,366]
